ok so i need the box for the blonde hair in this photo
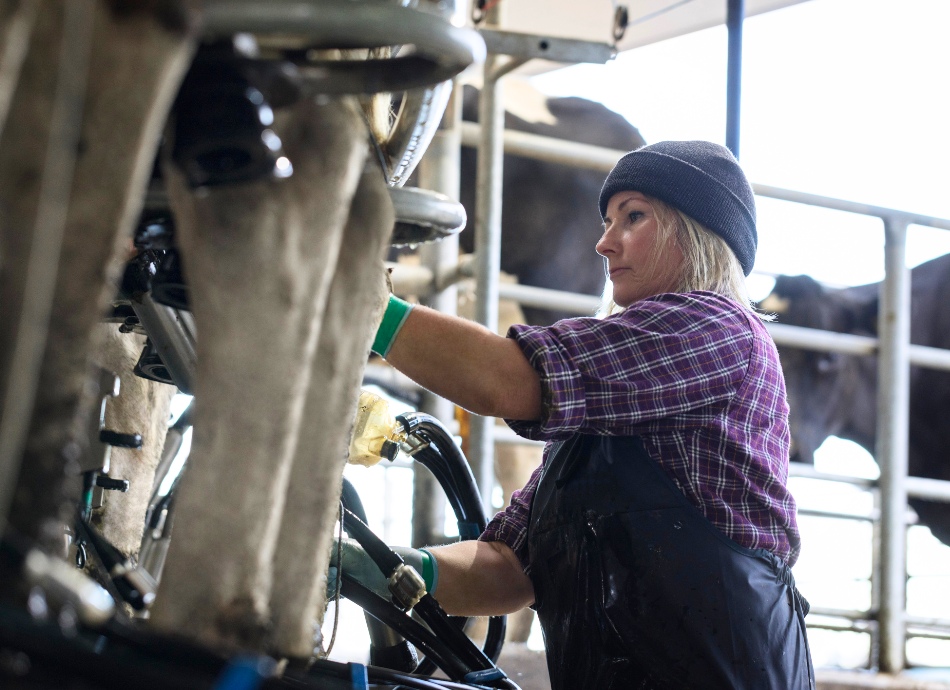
[598,196,772,321]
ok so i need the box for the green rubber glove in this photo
[326,537,438,603]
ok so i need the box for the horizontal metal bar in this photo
[798,507,877,523]
[477,28,615,64]
[754,183,950,231]
[906,614,950,631]
[905,475,950,502]
[497,282,601,315]
[790,464,950,504]
[905,628,950,642]
[788,463,878,489]
[767,323,950,373]
[460,124,950,232]
[461,121,620,171]
[767,322,877,356]
[805,610,950,639]
[806,621,872,636]
[387,258,603,315]
[809,607,876,624]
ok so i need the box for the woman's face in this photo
[596,191,685,308]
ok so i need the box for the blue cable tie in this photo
[463,667,507,684]
[212,655,276,690]
[349,662,369,690]
[458,521,482,539]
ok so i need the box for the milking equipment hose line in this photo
[394,412,507,668]
[339,507,519,690]
[341,477,420,673]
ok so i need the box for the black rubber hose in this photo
[339,509,515,687]
[340,576,469,680]
[397,413,507,666]
[341,507,404,576]
[410,595,516,689]
[397,413,486,537]
[340,476,369,525]
[340,477,418,674]
[413,446,482,537]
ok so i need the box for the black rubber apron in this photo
[526,434,814,690]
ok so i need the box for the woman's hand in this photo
[327,538,434,602]
[327,538,534,617]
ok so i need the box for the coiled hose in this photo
[340,507,518,689]
[395,412,507,668]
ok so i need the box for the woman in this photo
[338,141,814,689]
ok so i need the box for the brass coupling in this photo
[388,563,427,611]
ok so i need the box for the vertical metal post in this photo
[876,217,911,673]
[413,83,461,546]
[469,52,506,515]
[725,0,744,158]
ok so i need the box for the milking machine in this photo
[0,1,508,686]
[330,404,515,686]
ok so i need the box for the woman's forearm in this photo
[427,540,534,616]
[384,305,542,421]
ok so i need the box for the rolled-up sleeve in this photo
[505,324,587,440]
[504,293,753,441]
[482,292,756,571]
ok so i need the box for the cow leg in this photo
[270,163,393,660]
[0,0,38,136]
[91,325,176,559]
[0,0,194,554]
[149,97,368,652]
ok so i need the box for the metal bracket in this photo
[477,28,616,64]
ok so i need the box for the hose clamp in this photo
[388,563,426,610]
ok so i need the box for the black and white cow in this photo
[762,253,950,545]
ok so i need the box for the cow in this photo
[0,0,471,667]
[761,252,950,546]
[458,81,645,325]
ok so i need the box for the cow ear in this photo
[771,274,825,301]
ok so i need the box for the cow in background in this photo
[761,252,950,546]
[459,81,646,325]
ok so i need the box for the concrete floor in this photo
[495,645,950,690]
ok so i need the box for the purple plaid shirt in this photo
[479,291,801,567]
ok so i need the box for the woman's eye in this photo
[628,211,643,223]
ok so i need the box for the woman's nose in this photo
[595,227,615,257]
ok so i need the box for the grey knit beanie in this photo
[598,140,757,276]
